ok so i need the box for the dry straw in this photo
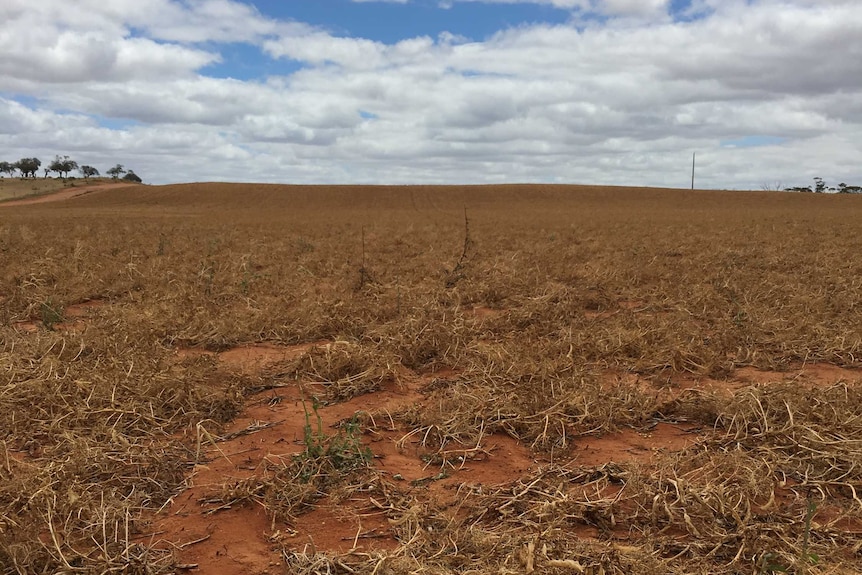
[3,183,862,573]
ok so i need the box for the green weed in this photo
[39,299,63,329]
[757,499,819,575]
[296,396,372,481]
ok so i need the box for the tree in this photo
[48,156,63,178]
[0,161,15,177]
[838,183,862,194]
[15,157,41,179]
[80,165,100,179]
[122,170,142,183]
[813,177,826,194]
[106,164,126,179]
[49,155,79,179]
[760,181,784,192]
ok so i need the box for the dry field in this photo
[2,182,862,574]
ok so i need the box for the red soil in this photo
[140,369,536,574]
[574,423,702,467]
[175,342,325,372]
[734,364,862,386]
[12,303,862,571]
[12,299,105,333]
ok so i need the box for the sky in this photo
[0,0,860,189]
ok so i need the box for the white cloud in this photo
[0,98,93,139]
[599,0,669,15]
[0,0,860,188]
[0,0,296,44]
[264,33,387,69]
[0,5,222,87]
[424,0,670,17]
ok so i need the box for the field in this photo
[2,182,862,575]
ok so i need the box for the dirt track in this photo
[0,182,135,206]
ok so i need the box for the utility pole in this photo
[691,152,696,190]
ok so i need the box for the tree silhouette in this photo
[80,165,100,178]
[15,158,41,179]
[49,155,79,179]
[0,161,16,177]
[122,170,142,183]
[106,164,126,179]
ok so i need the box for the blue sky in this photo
[251,0,702,41]
[257,1,571,43]
[0,0,860,188]
[202,1,574,80]
[205,0,702,79]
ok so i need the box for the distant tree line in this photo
[0,156,142,183]
[783,177,862,194]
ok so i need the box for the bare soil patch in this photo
[464,305,504,320]
[573,423,702,466]
[735,363,862,386]
[176,342,326,372]
[12,298,106,333]
[142,367,535,573]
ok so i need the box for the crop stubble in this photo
[2,183,862,574]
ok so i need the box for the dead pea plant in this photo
[266,340,395,402]
[205,399,375,525]
[5,184,862,573]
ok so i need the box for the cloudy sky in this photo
[1,0,860,188]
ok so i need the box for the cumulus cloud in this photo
[0,0,860,188]
[423,0,671,17]
[0,98,94,138]
[0,5,221,87]
[0,0,298,44]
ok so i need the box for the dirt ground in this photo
[153,349,861,574]
[15,297,862,574]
